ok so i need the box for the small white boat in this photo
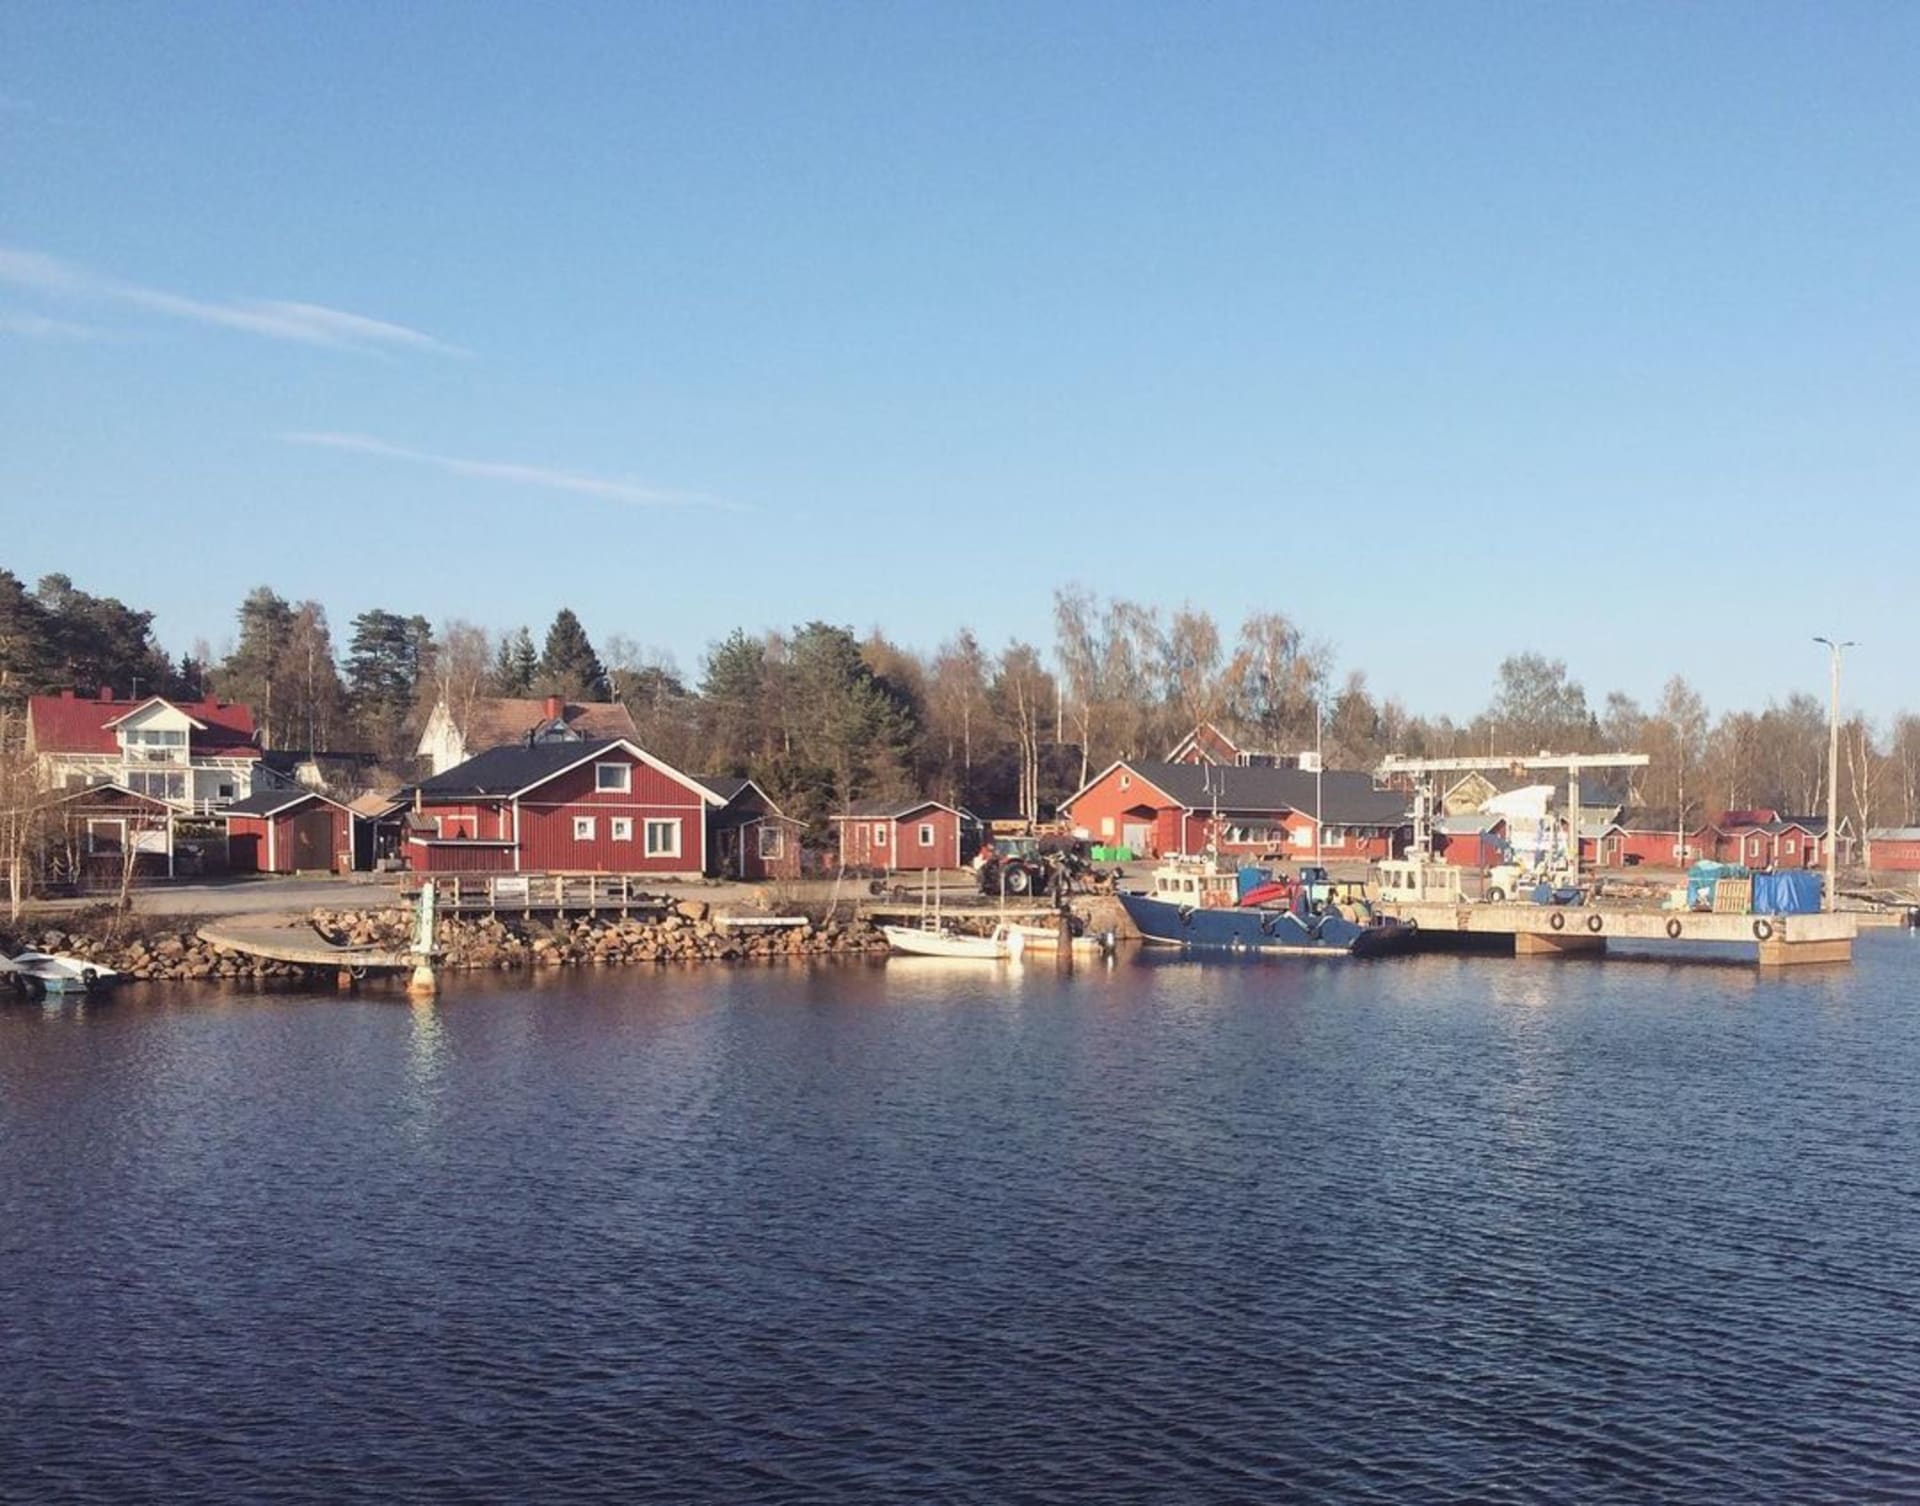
[1,951,121,997]
[1006,921,1117,956]
[881,922,1028,960]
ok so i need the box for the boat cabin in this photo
[1147,861,1240,909]
[1372,858,1464,905]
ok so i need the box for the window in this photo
[1100,817,1115,837]
[127,770,186,803]
[873,824,888,847]
[573,816,596,841]
[611,817,633,842]
[644,819,680,858]
[217,783,234,800]
[757,825,784,859]
[86,819,124,855]
[919,823,935,847]
[1784,839,1796,854]
[1120,774,1131,790]
[595,762,631,794]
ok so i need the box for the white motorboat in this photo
[1006,921,1117,956]
[2,951,121,997]
[881,922,1028,960]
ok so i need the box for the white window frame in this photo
[644,818,681,858]
[86,818,126,856]
[873,823,888,847]
[757,825,784,860]
[573,816,596,841]
[610,817,633,842]
[918,822,936,847]
[595,761,631,794]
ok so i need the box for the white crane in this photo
[1376,751,1652,885]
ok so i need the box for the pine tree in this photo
[218,587,295,743]
[537,610,608,701]
[493,626,538,696]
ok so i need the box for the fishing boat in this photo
[1117,859,1416,958]
[1005,920,1118,957]
[1,951,122,997]
[881,922,1028,960]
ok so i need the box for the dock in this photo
[1377,901,1857,966]
[399,873,670,917]
[198,913,421,973]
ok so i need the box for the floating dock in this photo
[1376,901,1856,966]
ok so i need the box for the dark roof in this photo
[697,775,751,802]
[418,739,632,798]
[833,797,958,820]
[223,788,348,817]
[1119,760,1411,826]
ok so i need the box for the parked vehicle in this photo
[975,836,1111,898]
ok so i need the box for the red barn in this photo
[831,800,972,871]
[699,776,804,880]
[224,789,355,873]
[1867,828,1920,872]
[1062,759,1410,862]
[406,739,719,876]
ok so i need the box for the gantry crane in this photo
[1376,751,1652,885]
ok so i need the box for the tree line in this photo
[2,568,1914,841]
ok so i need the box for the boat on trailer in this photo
[1118,860,1416,958]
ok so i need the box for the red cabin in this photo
[831,800,972,871]
[224,789,355,873]
[699,776,804,880]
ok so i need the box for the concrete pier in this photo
[1378,901,1856,966]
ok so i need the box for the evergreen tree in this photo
[0,570,53,711]
[218,587,295,744]
[492,626,538,696]
[537,609,608,701]
[347,609,437,761]
[32,573,172,698]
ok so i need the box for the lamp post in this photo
[1313,696,1324,865]
[1813,636,1855,913]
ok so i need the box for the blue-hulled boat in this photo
[1117,860,1417,958]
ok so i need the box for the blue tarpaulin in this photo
[1237,865,1268,900]
[1750,871,1822,915]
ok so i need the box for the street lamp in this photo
[1813,636,1856,913]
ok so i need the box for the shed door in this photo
[290,809,333,871]
[1122,822,1152,854]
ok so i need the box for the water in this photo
[4,937,1920,1503]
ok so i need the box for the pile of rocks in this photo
[2,925,302,982]
[310,899,889,971]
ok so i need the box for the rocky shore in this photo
[4,901,890,986]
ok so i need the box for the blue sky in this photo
[3,3,1913,721]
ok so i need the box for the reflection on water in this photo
[2,939,1919,1503]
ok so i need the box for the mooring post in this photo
[408,878,438,998]
[1056,904,1074,972]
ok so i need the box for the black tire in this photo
[1753,918,1774,941]
[867,879,888,898]
[1586,914,1603,934]
[1666,918,1683,939]
[1549,911,1566,932]
[1004,867,1032,896]
[1488,887,1507,904]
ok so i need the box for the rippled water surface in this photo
[6,937,1920,1503]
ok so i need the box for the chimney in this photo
[543,694,564,721]
[99,687,115,702]
[60,687,76,700]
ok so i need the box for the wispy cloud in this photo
[281,432,743,513]
[0,246,462,355]
[0,308,113,341]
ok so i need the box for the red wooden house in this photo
[1434,814,1507,868]
[1703,810,1839,870]
[1866,828,1920,872]
[698,776,804,880]
[406,739,720,876]
[1062,759,1411,862]
[831,800,973,871]
[224,789,356,873]
[37,783,178,887]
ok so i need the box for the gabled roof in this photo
[222,788,354,819]
[831,798,965,821]
[102,695,208,731]
[1435,813,1506,836]
[1166,722,1243,764]
[1072,759,1410,827]
[416,738,721,804]
[44,780,176,815]
[1868,827,1920,842]
[444,697,639,753]
[349,791,409,818]
[694,774,790,817]
[28,693,260,758]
